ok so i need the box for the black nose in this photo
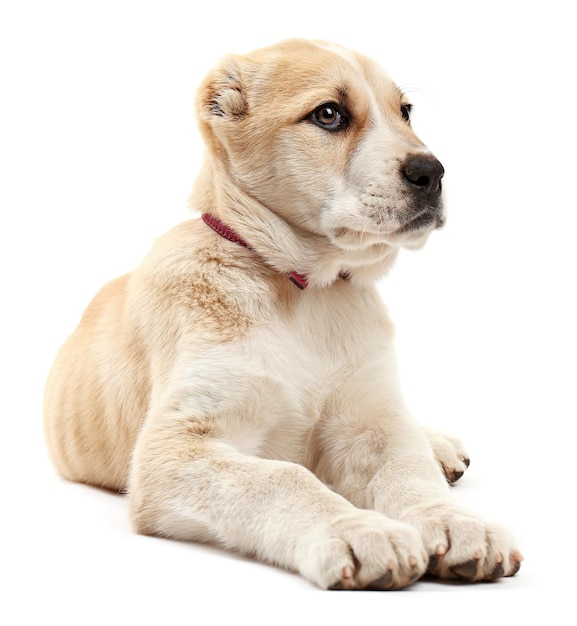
[402,154,444,198]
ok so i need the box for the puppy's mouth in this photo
[330,204,444,252]
[395,206,445,234]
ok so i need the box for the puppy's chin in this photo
[397,231,435,251]
[328,213,444,253]
[393,211,446,249]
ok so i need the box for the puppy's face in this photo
[198,39,444,252]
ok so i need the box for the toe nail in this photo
[329,566,355,590]
[508,560,522,576]
[449,470,464,483]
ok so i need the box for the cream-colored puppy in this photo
[44,39,522,590]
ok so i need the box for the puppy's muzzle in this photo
[401,154,445,231]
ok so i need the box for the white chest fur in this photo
[172,281,396,463]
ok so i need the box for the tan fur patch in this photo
[160,244,254,341]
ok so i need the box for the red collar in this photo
[201,213,309,289]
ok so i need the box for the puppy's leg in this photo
[309,362,522,582]
[421,425,470,484]
[129,406,427,590]
[369,453,522,581]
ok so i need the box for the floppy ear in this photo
[195,56,250,161]
[196,56,248,123]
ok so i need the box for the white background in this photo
[1,1,575,623]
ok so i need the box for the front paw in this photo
[298,510,428,590]
[422,426,470,484]
[403,504,523,582]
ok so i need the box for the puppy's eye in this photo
[310,103,348,131]
[401,103,412,123]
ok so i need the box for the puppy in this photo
[44,39,522,590]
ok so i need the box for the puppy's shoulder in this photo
[133,218,272,339]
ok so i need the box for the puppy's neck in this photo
[190,160,399,288]
[201,213,311,289]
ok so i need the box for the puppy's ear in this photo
[197,57,248,123]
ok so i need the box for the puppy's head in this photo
[196,39,444,254]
